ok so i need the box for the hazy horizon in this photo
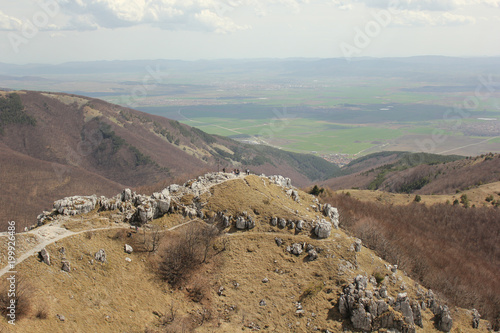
[1,0,499,65]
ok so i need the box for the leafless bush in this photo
[186,275,209,303]
[0,276,33,321]
[132,225,163,253]
[158,223,220,287]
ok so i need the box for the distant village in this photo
[320,153,355,167]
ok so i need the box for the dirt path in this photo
[0,217,201,278]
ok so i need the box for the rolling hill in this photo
[0,90,339,230]
[321,151,500,196]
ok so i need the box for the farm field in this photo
[2,58,500,160]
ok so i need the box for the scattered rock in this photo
[288,243,303,256]
[259,300,267,306]
[40,248,51,266]
[125,257,132,262]
[61,261,71,272]
[124,244,133,254]
[94,249,107,263]
[296,220,305,231]
[262,277,269,283]
[354,239,362,252]
[56,314,65,321]
[275,237,283,247]
[306,249,318,262]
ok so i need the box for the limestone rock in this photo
[296,220,305,231]
[288,243,303,255]
[314,219,332,239]
[435,305,453,332]
[354,239,362,252]
[124,244,133,254]
[235,216,247,230]
[121,188,133,201]
[306,249,318,261]
[53,195,98,216]
[351,303,372,332]
[323,204,340,228]
[472,309,481,329]
[40,248,51,265]
[61,260,71,272]
[267,175,292,188]
[270,217,278,226]
[95,249,107,263]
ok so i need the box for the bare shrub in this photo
[132,225,163,253]
[186,275,209,303]
[0,276,34,321]
[158,223,220,287]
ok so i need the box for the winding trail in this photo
[0,218,198,278]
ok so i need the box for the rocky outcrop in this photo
[434,305,453,332]
[339,275,419,333]
[314,219,332,239]
[472,309,481,329]
[267,175,292,188]
[53,195,98,216]
[322,203,339,229]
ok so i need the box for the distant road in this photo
[437,136,499,154]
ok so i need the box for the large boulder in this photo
[314,219,332,239]
[351,303,372,332]
[40,248,50,265]
[323,204,339,228]
[235,216,247,230]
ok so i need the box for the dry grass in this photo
[335,180,500,208]
[0,175,494,332]
[204,175,319,228]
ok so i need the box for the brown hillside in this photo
[0,91,338,228]
[323,153,500,195]
[0,143,123,231]
[0,174,492,332]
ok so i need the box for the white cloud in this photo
[0,10,22,30]
[393,10,477,26]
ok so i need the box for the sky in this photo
[0,0,499,64]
